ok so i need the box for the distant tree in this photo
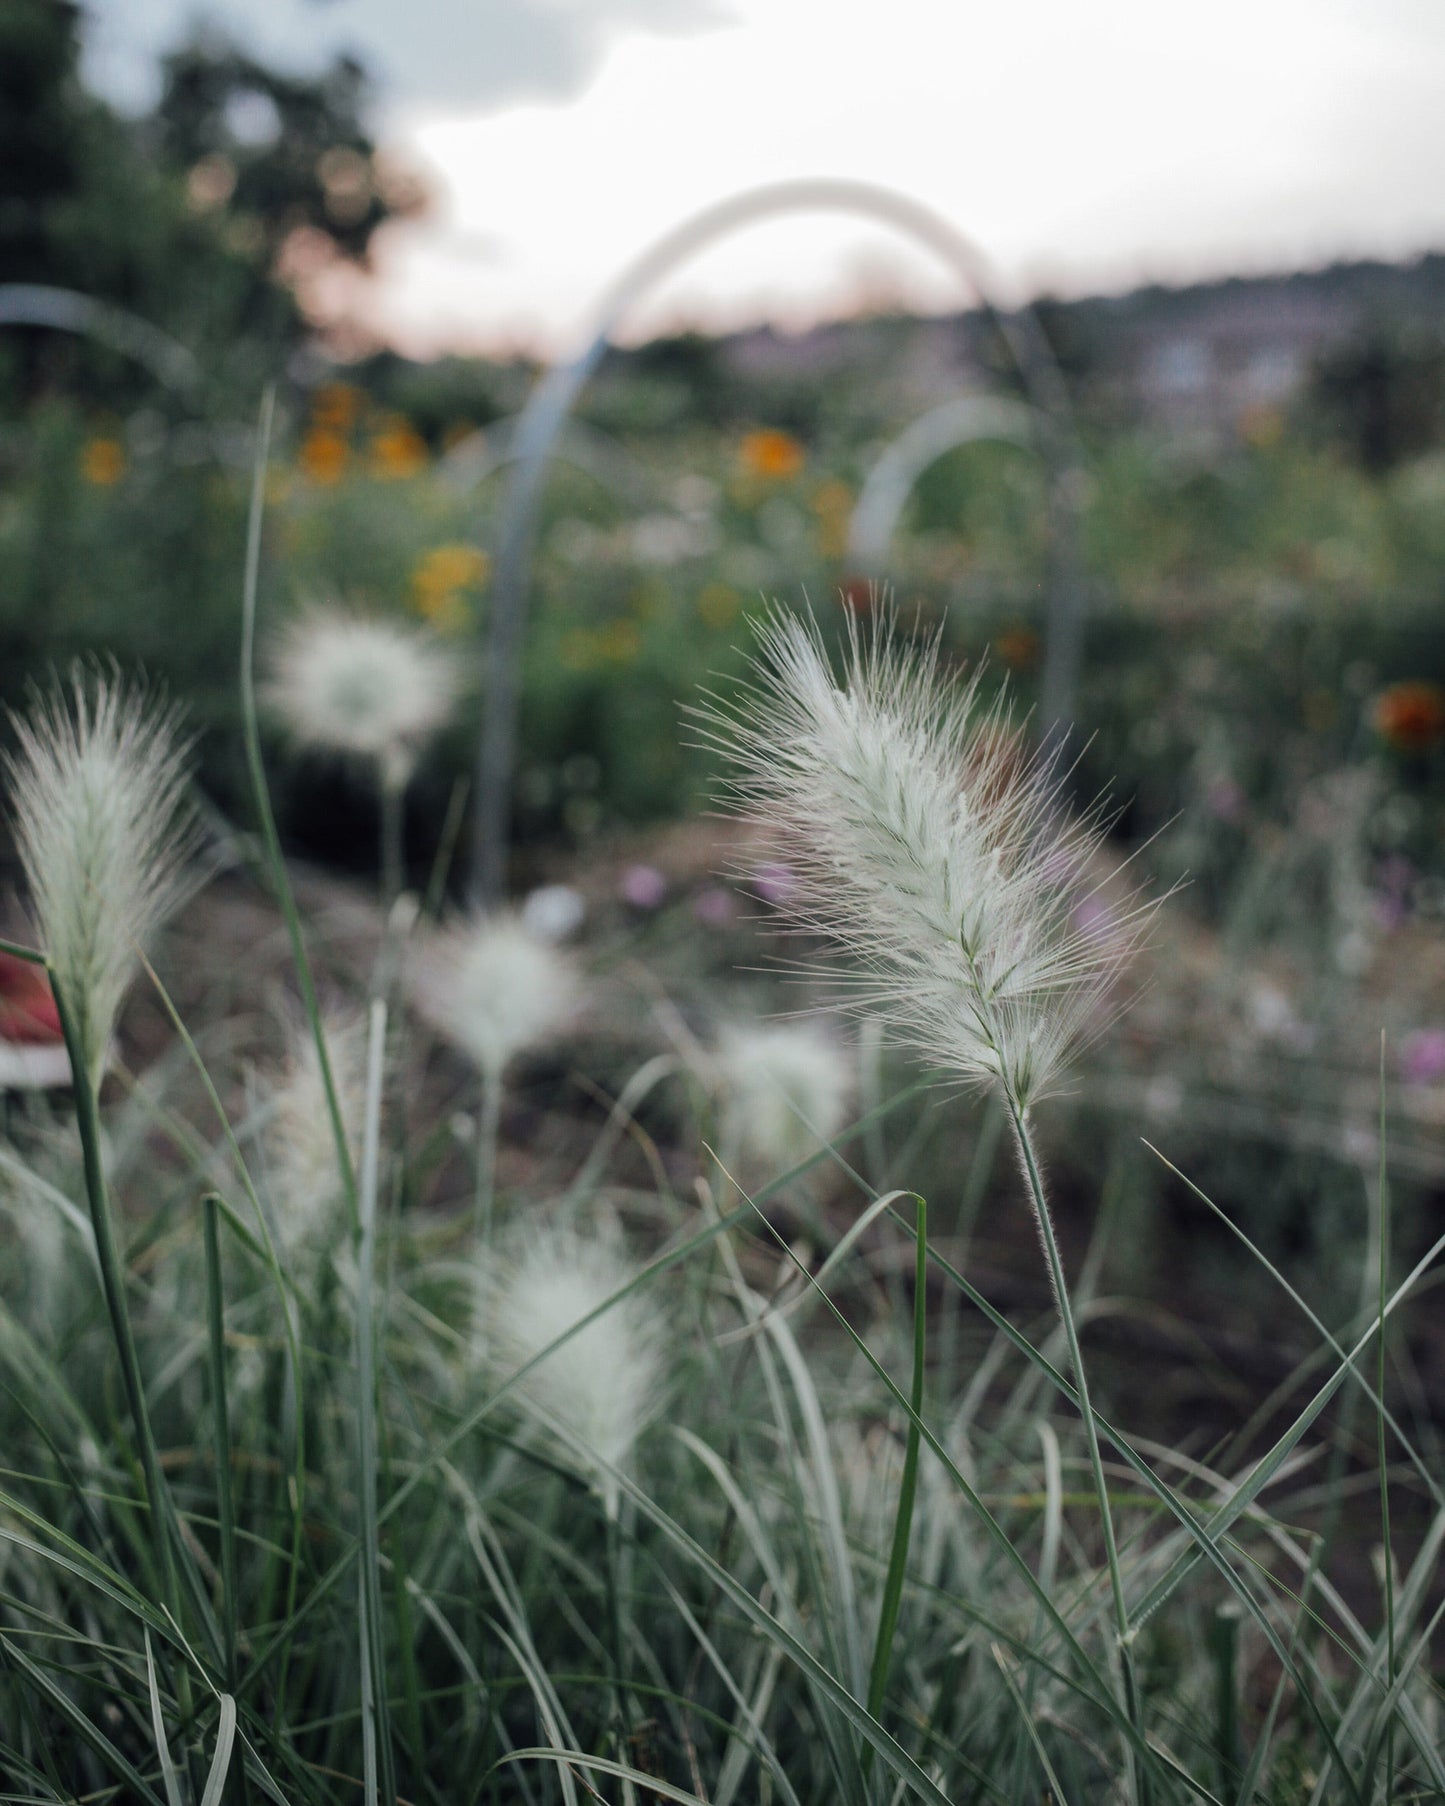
[152,35,424,281]
[0,0,424,409]
[1310,325,1445,473]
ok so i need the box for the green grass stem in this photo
[864,1195,927,1735]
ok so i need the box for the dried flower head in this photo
[264,604,460,788]
[712,1020,852,1175]
[412,913,578,1078]
[699,609,1151,1109]
[262,1013,366,1248]
[483,1226,664,1513]
[4,669,196,1083]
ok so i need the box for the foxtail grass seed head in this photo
[4,669,196,1083]
[412,912,579,1078]
[700,609,1152,1109]
[263,1013,366,1248]
[483,1227,664,1513]
[264,603,460,789]
[712,1020,852,1176]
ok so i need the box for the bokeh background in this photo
[5,0,1445,1340]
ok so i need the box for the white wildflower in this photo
[262,1013,366,1248]
[264,604,460,788]
[521,883,586,944]
[484,1227,664,1513]
[4,669,196,1083]
[700,609,1151,1108]
[412,913,578,1078]
[712,1020,852,1175]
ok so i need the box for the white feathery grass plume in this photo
[412,912,579,1079]
[712,1019,852,1176]
[4,668,196,1083]
[483,1226,664,1514]
[699,608,1152,1110]
[264,603,460,788]
[263,1013,366,1248]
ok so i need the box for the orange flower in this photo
[298,429,349,486]
[740,428,805,482]
[993,628,1040,671]
[81,438,126,486]
[1373,681,1445,753]
[369,418,428,480]
[310,381,362,432]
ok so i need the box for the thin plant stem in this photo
[1376,1034,1395,1806]
[603,1499,635,1755]
[238,386,360,1240]
[49,970,208,1730]
[862,1195,927,1773]
[423,775,470,920]
[1006,1091,1146,1803]
[379,770,406,908]
[355,998,395,1805]
[202,1197,239,1692]
[474,1062,503,1247]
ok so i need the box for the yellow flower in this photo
[599,620,642,663]
[299,429,349,486]
[311,381,362,432]
[416,589,470,633]
[369,417,428,481]
[80,438,126,487]
[411,543,489,630]
[812,478,853,559]
[414,543,489,597]
[740,428,805,482]
[697,582,741,629]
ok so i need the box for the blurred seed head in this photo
[412,912,579,1078]
[712,1019,852,1177]
[264,603,460,788]
[4,668,196,1083]
[698,608,1154,1110]
[263,1012,366,1247]
[483,1226,664,1513]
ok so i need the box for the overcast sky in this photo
[94,0,1445,357]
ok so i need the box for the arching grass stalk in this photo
[238,388,361,1243]
[1006,1091,1143,1793]
[696,604,1164,1795]
[861,1194,927,1778]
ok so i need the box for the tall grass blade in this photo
[203,1196,240,1691]
[865,1195,927,1729]
[2,1633,168,1806]
[1375,1032,1396,1806]
[237,385,360,1236]
[354,997,395,1804]
[200,1696,239,1806]
[145,1628,187,1806]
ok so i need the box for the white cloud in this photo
[342,0,1445,354]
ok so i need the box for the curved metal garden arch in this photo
[846,394,1041,573]
[473,178,1085,901]
[0,284,203,397]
